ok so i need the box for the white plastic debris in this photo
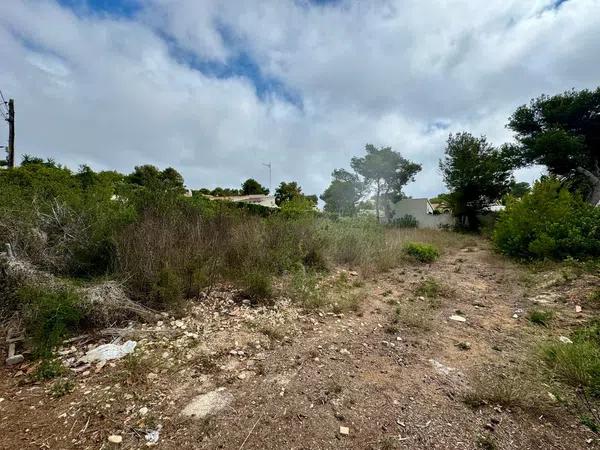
[80,341,137,363]
[449,315,466,322]
[558,336,573,344]
[145,427,161,444]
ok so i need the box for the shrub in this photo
[404,242,440,263]
[150,268,184,309]
[50,378,75,398]
[34,358,66,381]
[18,286,82,358]
[494,178,600,260]
[241,271,273,303]
[392,214,418,228]
[527,309,554,327]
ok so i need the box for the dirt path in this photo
[1,241,597,449]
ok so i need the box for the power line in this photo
[0,88,6,106]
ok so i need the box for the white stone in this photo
[139,407,149,416]
[108,435,122,444]
[180,389,234,419]
[339,426,350,435]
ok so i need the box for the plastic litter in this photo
[80,340,137,363]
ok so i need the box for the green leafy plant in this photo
[50,378,75,398]
[18,286,82,358]
[404,242,440,263]
[527,309,554,327]
[34,359,66,381]
[494,178,600,260]
[392,214,418,228]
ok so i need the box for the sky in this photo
[1,0,599,198]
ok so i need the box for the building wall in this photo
[387,198,455,229]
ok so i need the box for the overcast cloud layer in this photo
[1,0,599,197]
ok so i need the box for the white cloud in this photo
[1,0,599,199]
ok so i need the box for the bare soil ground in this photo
[1,238,599,449]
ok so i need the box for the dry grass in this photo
[393,303,433,331]
[463,371,552,414]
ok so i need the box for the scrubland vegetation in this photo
[1,87,599,449]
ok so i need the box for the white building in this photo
[386,198,454,229]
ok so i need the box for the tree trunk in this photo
[576,167,600,206]
[375,182,381,223]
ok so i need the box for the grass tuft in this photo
[527,309,554,327]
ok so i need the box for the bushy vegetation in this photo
[543,321,600,398]
[494,178,600,260]
[527,309,554,327]
[18,286,82,358]
[403,242,440,263]
[0,160,454,320]
[392,214,418,228]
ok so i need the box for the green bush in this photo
[392,214,418,228]
[18,286,82,358]
[34,358,67,381]
[494,178,600,260]
[150,268,184,308]
[527,309,554,327]
[241,271,273,303]
[404,242,440,263]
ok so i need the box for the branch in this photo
[576,166,600,182]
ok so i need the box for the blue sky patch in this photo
[57,0,142,18]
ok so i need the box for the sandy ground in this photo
[1,240,598,449]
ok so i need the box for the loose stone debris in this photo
[181,388,234,419]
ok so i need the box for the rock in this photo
[339,426,349,435]
[147,373,158,380]
[449,315,466,322]
[455,341,471,350]
[139,406,149,416]
[181,388,234,419]
[339,348,350,355]
[429,359,456,375]
[5,355,24,366]
[108,435,122,444]
[575,305,582,313]
[558,336,573,344]
[512,314,519,319]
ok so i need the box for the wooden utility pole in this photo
[7,99,14,168]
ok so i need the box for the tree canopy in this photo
[241,178,269,195]
[350,144,421,222]
[439,133,512,229]
[320,169,364,216]
[274,181,317,206]
[126,164,185,193]
[507,88,600,205]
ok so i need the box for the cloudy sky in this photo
[1,0,599,198]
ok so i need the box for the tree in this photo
[320,169,364,216]
[507,88,600,205]
[439,133,512,230]
[241,178,269,195]
[274,181,317,206]
[508,181,530,198]
[126,165,185,193]
[350,144,421,222]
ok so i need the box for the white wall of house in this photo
[387,198,455,229]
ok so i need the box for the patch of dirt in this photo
[1,240,598,449]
